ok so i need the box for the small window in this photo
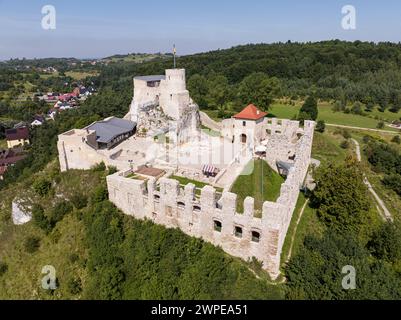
[234,226,243,238]
[177,201,185,209]
[214,220,222,232]
[154,194,160,201]
[193,205,201,212]
[252,231,261,243]
[242,121,246,127]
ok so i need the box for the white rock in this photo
[12,200,32,225]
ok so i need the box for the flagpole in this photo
[173,44,176,69]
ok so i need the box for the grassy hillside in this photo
[0,160,284,300]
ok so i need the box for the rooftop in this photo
[5,127,29,141]
[86,117,136,144]
[233,104,268,121]
[134,75,166,82]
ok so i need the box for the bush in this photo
[0,261,8,276]
[67,277,83,295]
[342,129,351,140]
[315,120,326,133]
[377,121,385,129]
[391,135,401,145]
[32,178,52,197]
[92,162,106,172]
[91,185,108,203]
[68,253,80,264]
[382,174,401,196]
[50,201,73,224]
[32,204,52,233]
[108,166,118,175]
[369,222,401,263]
[24,236,41,253]
[70,193,88,210]
[340,140,350,149]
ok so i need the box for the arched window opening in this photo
[252,231,261,243]
[214,220,222,232]
[234,226,243,238]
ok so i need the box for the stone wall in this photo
[107,120,315,279]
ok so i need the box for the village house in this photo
[31,115,45,127]
[0,147,26,180]
[5,126,30,148]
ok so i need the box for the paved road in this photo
[327,123,399,135]
[351,138,393,222]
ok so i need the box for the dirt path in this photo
[285,199,309,264]
[351,138,393,222]
[327,123,399,135]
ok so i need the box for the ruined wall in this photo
[107,120,315,279]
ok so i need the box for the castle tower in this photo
[159,69,190,120]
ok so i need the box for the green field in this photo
[230,159,284,214]
[269,103,401,131]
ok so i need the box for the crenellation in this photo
[61,68,316,280]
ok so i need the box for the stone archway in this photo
[240,134,247,144]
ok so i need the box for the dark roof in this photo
[86,117,136,144]
[5,127,29,141]
[134,75,166,82]
[0,148,26,166]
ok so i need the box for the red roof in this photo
[233,104,267,121]
[5,127,29,141]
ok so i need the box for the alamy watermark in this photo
[341,5,356,30]
[41,265,57,290]
[342,265,356,290]
[41,5,56,30]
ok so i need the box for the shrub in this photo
[70,193,88,210]
[108,166,118,175]
[377,121,385,129]
[92,162,106,172]
[32,204,52,233]
[315,120,326,133]
[67,277,83,295]
[0,261,8,276]
[32,178,52,197]
[340,140,350,149]
[50,201,73,224]
[391,135,401,145]
[91,185,108,203]
[68,253,80,264]
[342,129,351,140]
[382,174,401,196]
[24,236,41,253]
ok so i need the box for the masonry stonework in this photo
[107,120,315,279]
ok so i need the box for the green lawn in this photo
[230,159,284,214]
[65,71,99,80]
[171,175,223,194]
[269,103,401,131]
[312,130,351,163]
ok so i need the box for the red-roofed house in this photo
[5,127,30,148]
[233,104,268,121]
[221,104,268,145]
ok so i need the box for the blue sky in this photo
[0,0,400,60]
